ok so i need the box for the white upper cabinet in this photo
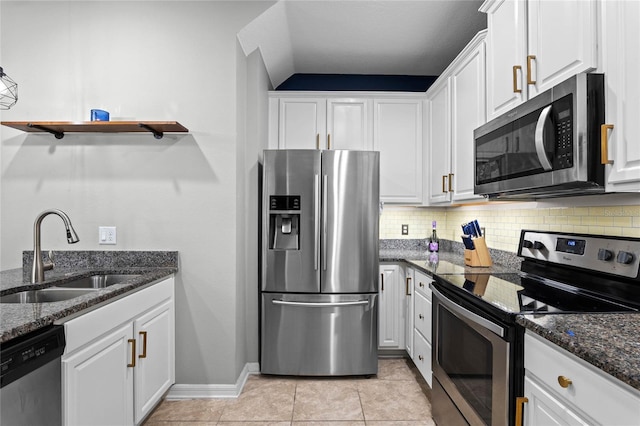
[327,99,372,151]
[602,0,640,192]
[426,31,487,205]
[269,95,372,150]
[374,98,423,204]
[481,0,598,120]
[269,92,425,203]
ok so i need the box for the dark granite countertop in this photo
[517,314,640,392]
[381,240,640,393]
[1,251,178,344]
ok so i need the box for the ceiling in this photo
[238,0,487,88]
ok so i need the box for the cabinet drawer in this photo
[413,329,432,388]
[414,291,432,344]
[525,332,640,425]
[414,270,432,299]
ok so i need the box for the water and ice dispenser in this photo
[268,195,300,250]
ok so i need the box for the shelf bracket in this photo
[27,123,64,139]
[138,123,163,139]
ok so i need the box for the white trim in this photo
[165,362,260,400]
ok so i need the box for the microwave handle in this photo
[534,105,554,171]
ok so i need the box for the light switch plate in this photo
[99,226,117,245]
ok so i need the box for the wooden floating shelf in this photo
[1,121,189,140]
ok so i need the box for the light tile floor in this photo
[144,358,435,425]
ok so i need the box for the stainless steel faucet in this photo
[32,209,80,283]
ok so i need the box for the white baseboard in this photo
[165,362,260,399]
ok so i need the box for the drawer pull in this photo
[418,355,424,361]
[558,375,572,388]
[406,277,411,296]
[419,314,424,319]
[419,282,424,288]
[381,273,384,291]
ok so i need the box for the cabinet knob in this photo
[419,282,424,288]
[418,355,424,361]
[557,375,572,388]
[419,314,424,320]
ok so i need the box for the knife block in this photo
[464,236,492,267]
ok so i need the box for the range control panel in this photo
[519,230,640,279]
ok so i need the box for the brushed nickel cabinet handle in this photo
[513,65,522,93]
[316,133,320,150]
[406,277,411,296]
[515,396,528,426]
[139,331,147,359]
[601,124,614,164]
[558,375,572,388]
[127,339,136,368]
[527,55,536,85]
[327,133,331,150]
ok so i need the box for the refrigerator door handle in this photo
[322,174,328,271]
[272,300,369,307]
[314,174,320,270]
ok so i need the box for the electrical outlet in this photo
[98,226,117,245]
[401,224,409,235]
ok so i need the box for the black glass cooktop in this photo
[434,271,638,316]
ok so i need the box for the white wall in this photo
[0,1,274,385]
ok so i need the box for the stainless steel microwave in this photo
[474,73,605,199]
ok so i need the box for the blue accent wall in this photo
[276,74,438,92]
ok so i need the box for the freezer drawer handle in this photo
[272,300,369,307]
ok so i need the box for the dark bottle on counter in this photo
[429,221,439,252]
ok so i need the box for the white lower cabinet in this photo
[62,277,175,426]
[411,270,433,387]
[522,331,640,426]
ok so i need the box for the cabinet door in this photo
[404,268,415,358]
[379,264,403,348]
[484,0,527,119]
[62,323,134,426]
[278,98,327,149]
[426,79,452,204]
[450,39,487,203]
[523,376,591,426]
[326,99,372,150]
[374,99,423,204]
[603,0,640,192]
[527,0,597,97]
[134,300,175,424]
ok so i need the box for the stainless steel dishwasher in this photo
[1,325,65,426]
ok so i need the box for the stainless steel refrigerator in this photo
[261,149,380,376]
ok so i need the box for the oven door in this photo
[431,285,510,426]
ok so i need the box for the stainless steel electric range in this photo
[430,230,640,426]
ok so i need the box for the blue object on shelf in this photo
[90,109,110,121]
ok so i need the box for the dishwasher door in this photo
[261,293,378,376]
[1,325,65,426]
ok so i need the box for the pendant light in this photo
[0,67,18,110]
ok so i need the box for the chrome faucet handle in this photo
[44,250,55,271]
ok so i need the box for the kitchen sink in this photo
[54,274,142,289]
[0,288,97,304]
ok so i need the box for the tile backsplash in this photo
[380,204,640,253]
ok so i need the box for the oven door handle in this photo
[534,105,554,171]
[431,285,505,338]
